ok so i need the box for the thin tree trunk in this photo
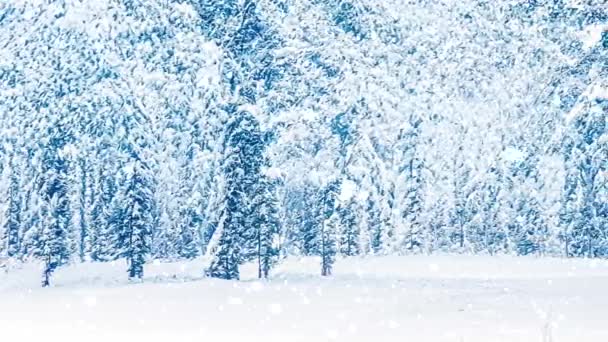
[321,221,329,276]
[42,256,51,287]
[128,210,135,279]
[258,228,262,279]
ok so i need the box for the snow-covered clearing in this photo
[1,255,608,342]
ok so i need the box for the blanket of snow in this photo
[1,255,608,342]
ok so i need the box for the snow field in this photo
[1,255,608,342]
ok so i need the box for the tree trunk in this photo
[42,256,51,287]
[257,229,262,279]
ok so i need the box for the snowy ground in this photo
[1,255,608,342]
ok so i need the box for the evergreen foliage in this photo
[0,0,605,285]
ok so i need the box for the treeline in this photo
[0,0,607,286]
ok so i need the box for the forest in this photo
[0,0,606,286]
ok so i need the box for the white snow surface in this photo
[578,24,608,50]
[1,255,608,342]
[339,179,358,202]
[501,147,526,163]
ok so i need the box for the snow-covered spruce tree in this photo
[177,205,203,260]
[338,198,359,256]
[559,157,580,257]
[206,111,265,280]
[394,118,425,252]
[484,176,507,256]
[71,157,93,262]
[152,137,185,261]
[115,160,155,280]
[316,180,341,276]
[17,169,43,262]
[503,154,550,256]
[169,154,204,261]
[0,156,9,258]
[562,85,608,257]
[296,185,322,256]
[90,168,120,262]
[37,124,73,287]
[0,150,21,259]
[321,211,339,277]
[367,197,383,254]
[205,208,241,280]
[174,145,204,260]
[252,174,281,279]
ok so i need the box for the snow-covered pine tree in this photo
[206,111,265,280]
[205,206,241,280]
[395,118,425,252]
[71,157,93,262]
[0,150,21,259]
[298,185,322,256]
[321,211,339,277]
[152,142,182,261]
[177,204,203,260]
[176,163,205,259]
[175,147,204,260]
[562,86,608,257]
[110,99,158,279]
[449,141,476,252]
[559,128,583,257]
[38,124,73,287]
[338,198,359,256]
[117,160,155,280]
[252,174,281,279]
[0,154,9,258]
[90,168,120,262]
[316,180,341,276]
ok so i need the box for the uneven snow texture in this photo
[1,255,608,342]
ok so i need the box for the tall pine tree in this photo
[117,160,155,280]
[252,175,281,279]
[38,123,72,287]
[206,111,265,280]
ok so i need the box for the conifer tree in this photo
[315,180,341,276]
[296,186,320,256]
[206,111,265,280]
[321,212,339,277]
[562,98,608,257]
[118,160,155,280]
[0,151,21,258]
[38,125,72,287]
[0,156,10,258]
[395,119,425,251]
[90,169,120,262]
[338,199,359,256]
[252,176,281,279]
[72,157,93,262]
[177,206,203,260]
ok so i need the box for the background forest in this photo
[0,0,606,284]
